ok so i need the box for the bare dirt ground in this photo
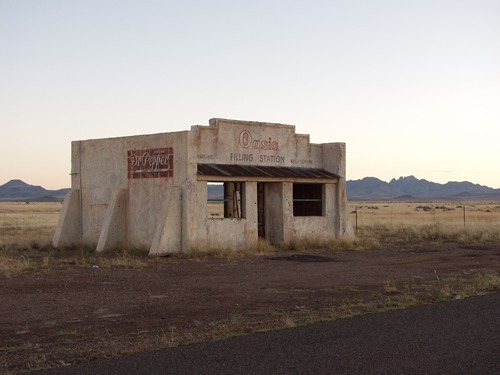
[1,243,499,374]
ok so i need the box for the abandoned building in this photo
[53,118,354,255]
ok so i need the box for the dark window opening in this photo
[207,182,244,219]
[293,183,323,216]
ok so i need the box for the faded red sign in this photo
[128,147,173,179]
[238,130,279,151]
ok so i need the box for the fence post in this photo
[355,206,358,234]
[463,205,466,228]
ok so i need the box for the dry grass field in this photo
[1,200,499,279]
[1,200,500,250]
[0,202,61,248]
[349,201,500,245]
[349,201,500,228]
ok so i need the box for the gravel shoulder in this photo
[34,292,500,375]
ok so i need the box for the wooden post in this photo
[355,206,358,234]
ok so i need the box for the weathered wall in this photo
[149,186,182,255]
[56,131,188,252]
[290,183,337,241]
[192,118,324,168]
[321,143,354,239]
[265,183,285,245]
[242,182,259,245]
[192,181,259,251]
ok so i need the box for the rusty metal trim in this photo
[197,164,339,179]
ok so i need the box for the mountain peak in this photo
[1,179,34,188]
[390,175,418,183]
[0,179,69,201]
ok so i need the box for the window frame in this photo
[207,181,245,219]
[292,183,324,217]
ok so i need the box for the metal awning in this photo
[197,163,339,180]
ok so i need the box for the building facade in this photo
[53,118,354,255]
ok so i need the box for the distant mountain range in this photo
[0,180,70,202]
[347,176,500,201]
[1,176,500,202]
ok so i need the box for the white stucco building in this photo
[53,118,354,255]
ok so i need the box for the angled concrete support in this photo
[53,189,81,248]
[96,189,128,252]
[149,186,182,255]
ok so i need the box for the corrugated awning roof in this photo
[197,163,339,180]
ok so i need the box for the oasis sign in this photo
[239,130,279,151]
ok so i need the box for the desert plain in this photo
[1,201,499,374]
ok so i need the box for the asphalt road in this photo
[35,293,500,375]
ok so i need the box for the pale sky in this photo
[1,0,499,190]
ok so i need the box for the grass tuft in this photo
[178,245,238,260]
[0,254,34,278]
[175,239,278,260]
[245,238,277,255]
[281,236,374,252]
[383,280,400,295]
[98,253,148,269]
